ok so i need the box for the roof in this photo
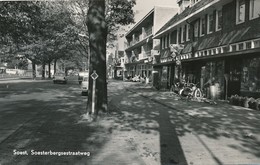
[125,8,155,37]
[154,0,216,38]
[181,23,260,53]
[125,6,178,37]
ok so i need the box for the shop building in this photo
[124,6,178,82]
[153,0,260,99]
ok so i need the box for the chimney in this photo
[177,0,190,13]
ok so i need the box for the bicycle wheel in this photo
[194,88,203,98]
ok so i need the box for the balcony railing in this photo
[129,38,140,47]
[138,51,151,60]
[144,50,151,57]
[138,53,144,60]
[143,28,153,38]
[126,28,153,48]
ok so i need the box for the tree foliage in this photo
[0,1,89,76]
[0,0,136,118]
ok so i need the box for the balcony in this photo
[143,28,153,38]
[138,51,152,60]
[129,38,140,47]
[138,53,145,60]
[144,50,151,57]
[126,28,153,49]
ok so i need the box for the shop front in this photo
[240,55,260,98]
[180,59,225,100]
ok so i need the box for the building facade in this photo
[153,0,260,99]
[124,6,178,82]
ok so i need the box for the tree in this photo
[86,0,135,119]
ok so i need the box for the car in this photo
[78,71,89,85]
[53,73,67,84]
[81,76,89,96]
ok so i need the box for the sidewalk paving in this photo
[107,81,260,165]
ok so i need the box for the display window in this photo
[241,57,260,93]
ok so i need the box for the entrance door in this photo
[225,59,242,97]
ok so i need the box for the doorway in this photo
[225,59,242,97]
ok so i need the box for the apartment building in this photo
[153,0,260,99]
[124,6,178,81]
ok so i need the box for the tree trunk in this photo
[32,60,36,80]
[87,0,107,118]
[54,59,57,75]
[42,63,45,79]
[48,61,51,78]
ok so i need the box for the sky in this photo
[133,0,179,22]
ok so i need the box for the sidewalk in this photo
[107,81,260,165]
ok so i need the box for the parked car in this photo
[53,73,67,84]
[78,71,88,85]
[81,76,89,96]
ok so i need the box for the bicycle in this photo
[183,83,204,101]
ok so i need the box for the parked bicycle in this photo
[170,81,203,101]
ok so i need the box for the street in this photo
[0,77,105,164]
[0,78,260,165]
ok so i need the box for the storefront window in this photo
[203,61,224,98]
[241,57,260,92]
[161,66,168,83]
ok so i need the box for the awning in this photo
[182,43,193,54]
[160,49,170,58]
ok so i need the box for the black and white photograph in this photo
[0,0,260,164]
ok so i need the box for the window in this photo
[161,37,164,49]
[207,13,214,33]
[236,0,245,24]
[165,35,168,48]
[186,24,190,41]
[250,0,260,20]
[181,25,185,43]
[194,20,199,38]
[216,9,222,31]
[177,29,179,44]
[241,57,260,92]
[200,17,205,36]
[168,33,171,45]
[170,31,177,44]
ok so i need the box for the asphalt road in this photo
[0,76,99,164]
[0,76,85,143]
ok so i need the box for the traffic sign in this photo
[91,71,99,80]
